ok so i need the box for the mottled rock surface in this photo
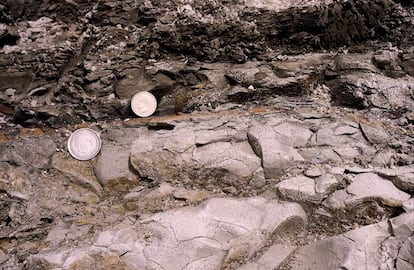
[324,173,410,209]
[283,213,414,270]
[0,0,413,269]
[27,197,307,269]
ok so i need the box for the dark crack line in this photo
[178,235,222,247]
[211,219,252,234]
[180,252,222,270]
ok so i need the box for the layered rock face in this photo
[0,0,413,269]
[1,0,414,128]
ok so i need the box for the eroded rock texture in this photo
[0,0,413,269]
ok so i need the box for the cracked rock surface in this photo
[28,197,306,270]
[1,109,413,269]
[0,0,414,269]
[282,212,413,270]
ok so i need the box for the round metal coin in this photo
[68,128,101,161]
[131,91,157,117]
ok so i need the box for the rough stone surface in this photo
[52,153,102,194]
[402,198,414,213]
[46,221,91,247]
[304,166,323,178]
[0,137,56,169]
[0,109,412,269]
[332,73,414,111]
[137,197,306,269]
[1,0,414,269]
[94,128,142,188]
[95,145,138,186]
[29,197,307,269]
[360,123,391,145]
[284,213,414,270]
[376,167,414,193]
[248,125,304,179]
[396,236,414,270]
[130,121,266,191]
[315,174,340,196]
[272,122,312,147]
[0,250,7,265]
[276,175,322,203]
[238,244,295,270]
[323,173,411,209]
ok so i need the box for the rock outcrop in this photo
[0,0,413,269]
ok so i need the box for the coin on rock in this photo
[68,128,101,161]
[131,91,157,117]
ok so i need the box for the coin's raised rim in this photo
[67,128,101,161]
[131,91,157,118]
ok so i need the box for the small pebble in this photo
[304,167,322,178]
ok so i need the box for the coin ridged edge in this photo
[67,128,101,161]
[131,91,157,118]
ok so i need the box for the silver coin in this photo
[131,91,157,117]
[68,128,101,161]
